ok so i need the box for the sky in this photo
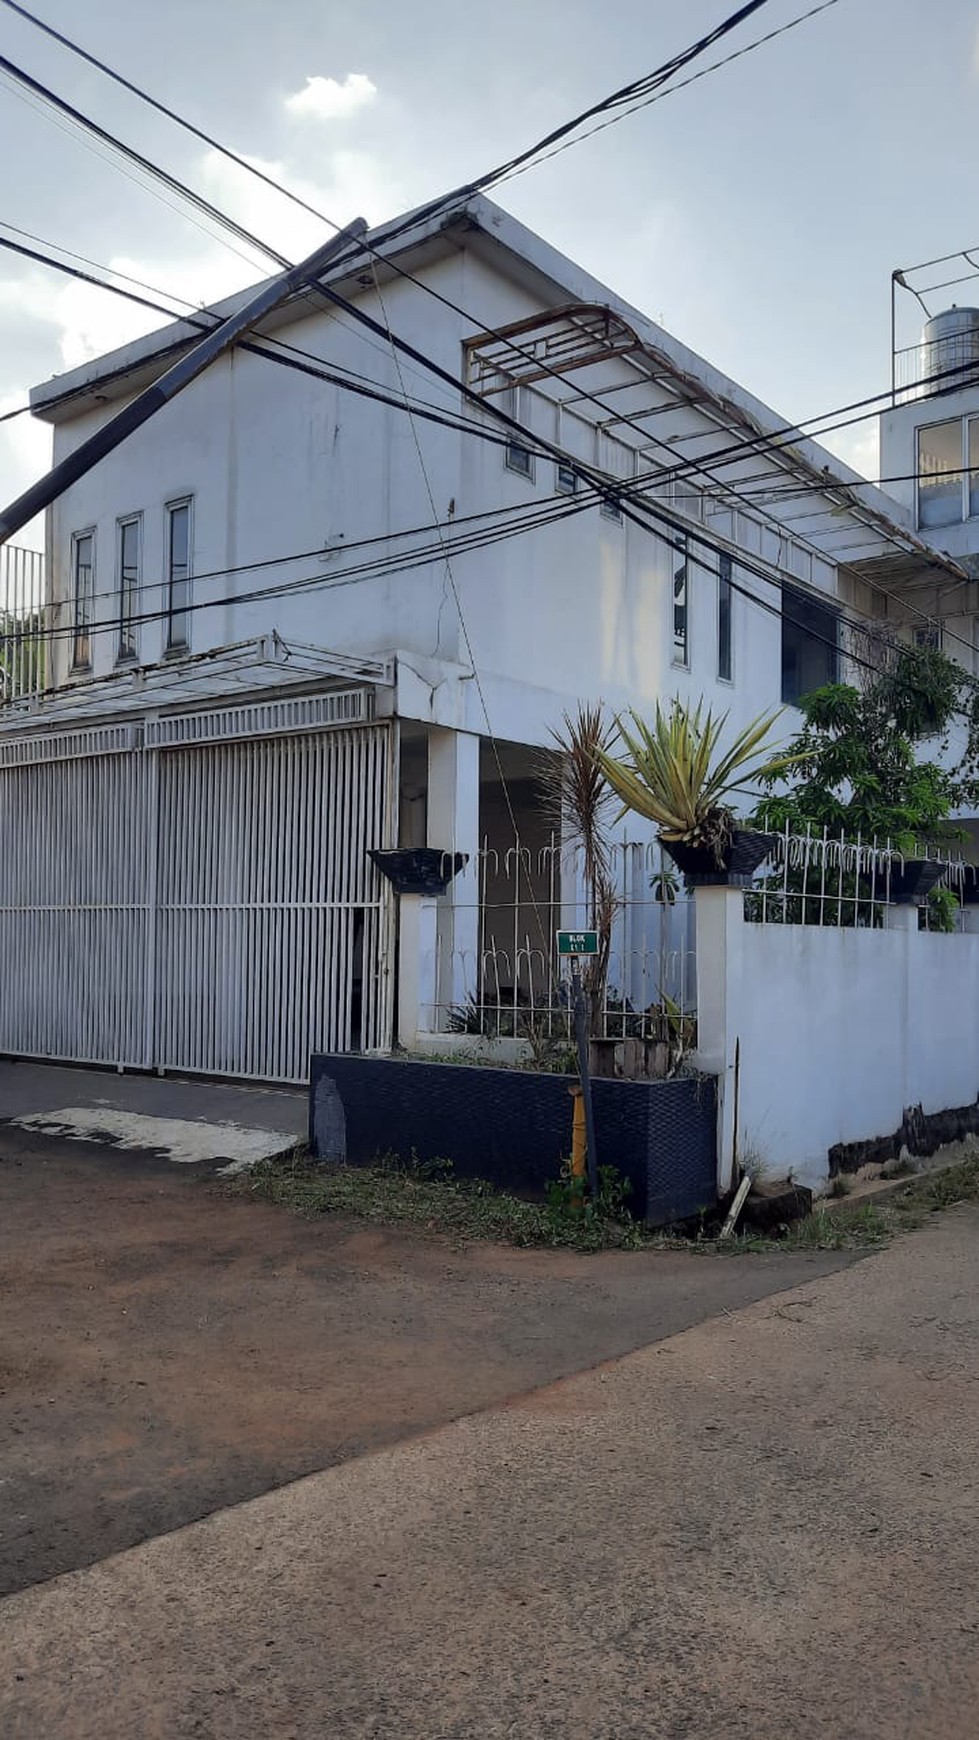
[0,0,977,549]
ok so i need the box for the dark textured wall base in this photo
[829,1098,979,1176]
[309,1055,717,1227]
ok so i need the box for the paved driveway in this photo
[0,1128,852,1598]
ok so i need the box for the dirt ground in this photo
[0,1132,853,1599]
[4,1187,979,1739]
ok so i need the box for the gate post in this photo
[692,884,745,1195]
[397,894,440,1050]
[427,728,480,1024]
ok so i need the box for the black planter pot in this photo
[961,866,979,906]
[369,847,468,896]
[888,859,947,906]
[663,829,776,889]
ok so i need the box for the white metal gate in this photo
[0,697,394,1080]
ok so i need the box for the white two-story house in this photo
[0,195,960,1082]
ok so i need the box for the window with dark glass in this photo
[117,516,140,661]
[673,537,689,666]
[72,532,94,669]
[718,550,733,681]
[166,500,191,650]
[781,583,839,706]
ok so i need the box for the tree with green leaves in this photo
[752,645,979,854]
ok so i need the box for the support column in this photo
[427,727,481,1025]
[692,884,746,1195]
[964,909,979,935]
[884,903,918,933]
[397,895,439,1051]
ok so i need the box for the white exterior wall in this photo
[35,229,861,763]
[881,383,979,562]
[696,887,979,1190]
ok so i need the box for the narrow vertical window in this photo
[71,531,94,670]
[503,385,534,479]
[718,550,733,682]
[117,515,141,662]
[166,499,192,651]
[969,417,979,519]
[673,536,689,667]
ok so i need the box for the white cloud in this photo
[820,421,879,484]
[198,146,411,260]
[284,73,377,122]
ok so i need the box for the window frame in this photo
[672,535,690,669]
[116,512,142,664]
[717,550,733,683]
[70,528,96,672]
[915,414,979,529]
[164,496,193,653]
[781,582,840,707]
[503,384,534,482]
[555,461,577,496]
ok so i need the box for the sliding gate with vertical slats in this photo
[0,695,394,1080]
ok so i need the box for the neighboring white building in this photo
[0,195,961,1082]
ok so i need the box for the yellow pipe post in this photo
[569,1083,586,1208]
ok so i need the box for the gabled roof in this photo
[28,193,963,583]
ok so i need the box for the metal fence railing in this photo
[0,545,45,703]
[431,833,697,1053]
[745,824,966,930]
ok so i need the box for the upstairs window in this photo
[503,385,534,480]
[917,416,979,527]
[117,515,141,662]
[166,499,192,651]
[781,583,839,706]
[718,551,733,682]
[71,531,94,670]
[673,536,689,667]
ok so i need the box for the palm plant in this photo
[596,699,794,866]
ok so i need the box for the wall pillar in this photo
[397,895,439,1050]
[692,884,746,1195]
[427,727,481,1025]
[961,909,979,935]
[884,903,918,933]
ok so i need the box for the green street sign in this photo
[557,929,599,958]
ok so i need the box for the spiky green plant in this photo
[596,699,795,859]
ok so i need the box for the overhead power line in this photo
[494,0,843,187]
[0,47,286,269]
[0,231,543,459]
[1,1,965,672]
[3,221,972,677]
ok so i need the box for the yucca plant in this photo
[596,699,795,866]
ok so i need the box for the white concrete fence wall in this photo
[695,887,979,1193]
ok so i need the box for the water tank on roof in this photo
[921,306,979,393]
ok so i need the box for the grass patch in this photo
[229,1150,979,1258]
[233,1149,653,1253]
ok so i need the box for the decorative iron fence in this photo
[745,824,966,930]
[430,832,697,1051]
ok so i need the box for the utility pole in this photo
[0,219,368,545]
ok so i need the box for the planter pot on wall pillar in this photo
[888,859,947,906]
[368,847,468,896]
[663,828,775,889]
